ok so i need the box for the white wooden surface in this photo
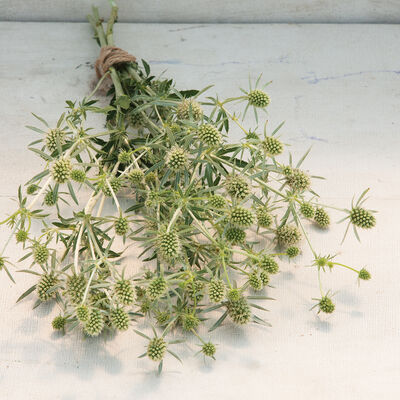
[0,21,400,399]
[1,0,400,23]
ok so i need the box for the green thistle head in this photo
[198,124,221,146]
[262,136,283,156]
[166,146,188,171]
[350,208,376,229]
[177,99,203,121]
[76,305,90,322]
[70,169,86,183]
[208,194,226,209]
[286,246,300,258]
[276,225,301,247]
[260,270,270,286]
[227,296,251,325]
[46,128,65,151]
[225,227,246,245]
[52,315,66,330]
[225,174,250,199]
[318,296,335,314]
[15,229,28,243]
[202,342,216,358]
[128,168,144,185]
[155,311,171,326]
[66,274,87,305]
[230,206,254,228]
[248,89,270,108]
[282,165,292,176]
[300,202,315,219]
[114,279,135,306]
[44,190,57,206]
[181,313,200,331]
[147,337,167,362]
[147,276,167,300]
[314,207,330,228]
[84,308,104,337]
[33,244,49,265]
[358,268,371,280]
[26,184,38,195]
[208,279,225,303]
[258,255,279,274]
[118,150,132,164]
[115,216,129,236]
[249,271,263,291]
[110,308,130,331]
[227,288,242,302]
[129,111,145,127]
[51,157,72,184]
[186,280,205,302]
[286,169,311,192]
[256,207,273,228]
[37,273,58,301]
[158,230,180,261]
[102,177,122,197]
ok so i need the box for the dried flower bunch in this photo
[0,3,376,372]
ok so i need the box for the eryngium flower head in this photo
[262,136,283,156]
[70,169,86,183]
[110,308,130,331]
[84,308,104,337]
[225,174,250,199]
[227,296,251,324]
[158,230,180,260]
[256,207,273,228]
[286,246,300,258]
[51,157,72,184]
[118,150,131,164]
[114,280,135,305]
[286,169,311,192]
[52,315,66,330]
[66,274,87,305]
[147,337,167,362]
[186,280,205,302]
[46,128,65,151]
[260,270,270,286]
[314,207,330,228]
[258,255,279,274]
[248,89,270,108]
[225,227,246,245]
[300,202,315,218]
[358,268,371,280]
[230,207,254,228]
[208,194,226,209]
[44,190,57,206]
[208,279,225,303]
[276,225,301,247]
[115,216,129,236]
[249,271,263,291]
[166,146,188,171]
[147,277,167,300]
[227,288,242,302]
[76,305,90,322]
[202,342,216,358]
[176,99,203,120]
[15,229,28,243]
[181,313,200,331]
[33,244,49,265]
[37,273,58,301]
[102,177,122,196]
[350,207,376,229]
[318,296,335,314]
[198,124,221,146]
[155,311,171,326]
[128,168,144,185]
[26,184,38,195]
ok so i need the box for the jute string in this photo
[95,45,136,79]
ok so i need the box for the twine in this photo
[95,45,136,79]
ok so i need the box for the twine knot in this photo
[95,46,136,78]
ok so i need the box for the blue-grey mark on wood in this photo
[302,70,400,84]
